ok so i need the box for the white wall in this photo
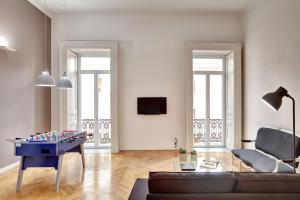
[242,0,300,144]
[52,14,241,150]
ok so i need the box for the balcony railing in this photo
[193,118,223,145]
[81,119,111,144]
[81,118,222,146]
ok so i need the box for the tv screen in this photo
[137,97,167,115]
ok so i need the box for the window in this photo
[192,53,225,147]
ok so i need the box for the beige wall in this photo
[0,0,51,168]
[52,14,241,150]
[242,0,300,144]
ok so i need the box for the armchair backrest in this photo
[255,128,300,160]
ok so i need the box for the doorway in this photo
[60,41,118,152]
[78,51,111,148]
[193,53,225,147]
[185,43,242,151]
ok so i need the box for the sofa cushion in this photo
[255,128,300,160]
[148,172,237,194]
[234,172,300,193]
[232,149,293,173]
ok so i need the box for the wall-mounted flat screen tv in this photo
[137,97,167,115]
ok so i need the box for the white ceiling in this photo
[29,0,253,15]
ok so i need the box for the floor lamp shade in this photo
[262,87,288,110]
[36,67,55,87]
[57,72,72,89]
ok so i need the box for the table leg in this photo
[16,156,24,192]
[80,144,85,168]
[55,155,63,192]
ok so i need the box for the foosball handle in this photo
[6,138,22,142]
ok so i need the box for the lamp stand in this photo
[287,94,296,173]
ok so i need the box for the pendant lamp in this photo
[57,72,72,89]
[36,0,55,87]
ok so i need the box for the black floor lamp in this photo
[262,86,296,173]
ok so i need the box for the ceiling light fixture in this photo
[57,0,73,89]
[36,0,55,87]
[57,72,72,89]
[36,66,56,87]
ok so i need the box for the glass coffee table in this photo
[173,157,226,172]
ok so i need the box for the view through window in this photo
[79,50,111,148]
[193,51,225,147]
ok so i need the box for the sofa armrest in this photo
[241,139,256,143]
[128,179,148,200]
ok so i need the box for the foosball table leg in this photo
[80,144,85,168]
[16,156,24,192]
[55,155,63,192]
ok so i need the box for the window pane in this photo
[81,74,96,147]
[210,75,223,119]
[193,75,206,119]
[193,74,206,146]
[209,75,223,146]
[193,58,223,71]
[98,74,111,119]
[81,74,94,120]
[81,57,110,70]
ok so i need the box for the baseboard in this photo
[120,144,177,150]
[0,161,19,174]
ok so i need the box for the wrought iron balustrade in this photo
[81,119,111,144]
[82,118,221,145]
[193,118,223,145]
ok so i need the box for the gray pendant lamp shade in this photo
[57,72,72,89]
[262,86,288,111]
[36,66,56,87]
[36,3,55,87]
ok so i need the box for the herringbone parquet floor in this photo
[0,150,245,200]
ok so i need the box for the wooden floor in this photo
[0,150,246,200]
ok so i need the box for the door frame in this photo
[58,41,119,153]
[185,43,242,151]
[66,50,78,130]
[192,54,226,147]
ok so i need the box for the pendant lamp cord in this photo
[64,0,66,16]
[44,0,47,70]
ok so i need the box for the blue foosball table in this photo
[10,131,87,192]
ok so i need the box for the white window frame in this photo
[59,41,119,153]
[66,50,78,131]
[193,54,226,147]
[78,53,111,149]
[185,43,242,151]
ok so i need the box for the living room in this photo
[0,0,300,199]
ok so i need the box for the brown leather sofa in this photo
[129,172,300,200]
